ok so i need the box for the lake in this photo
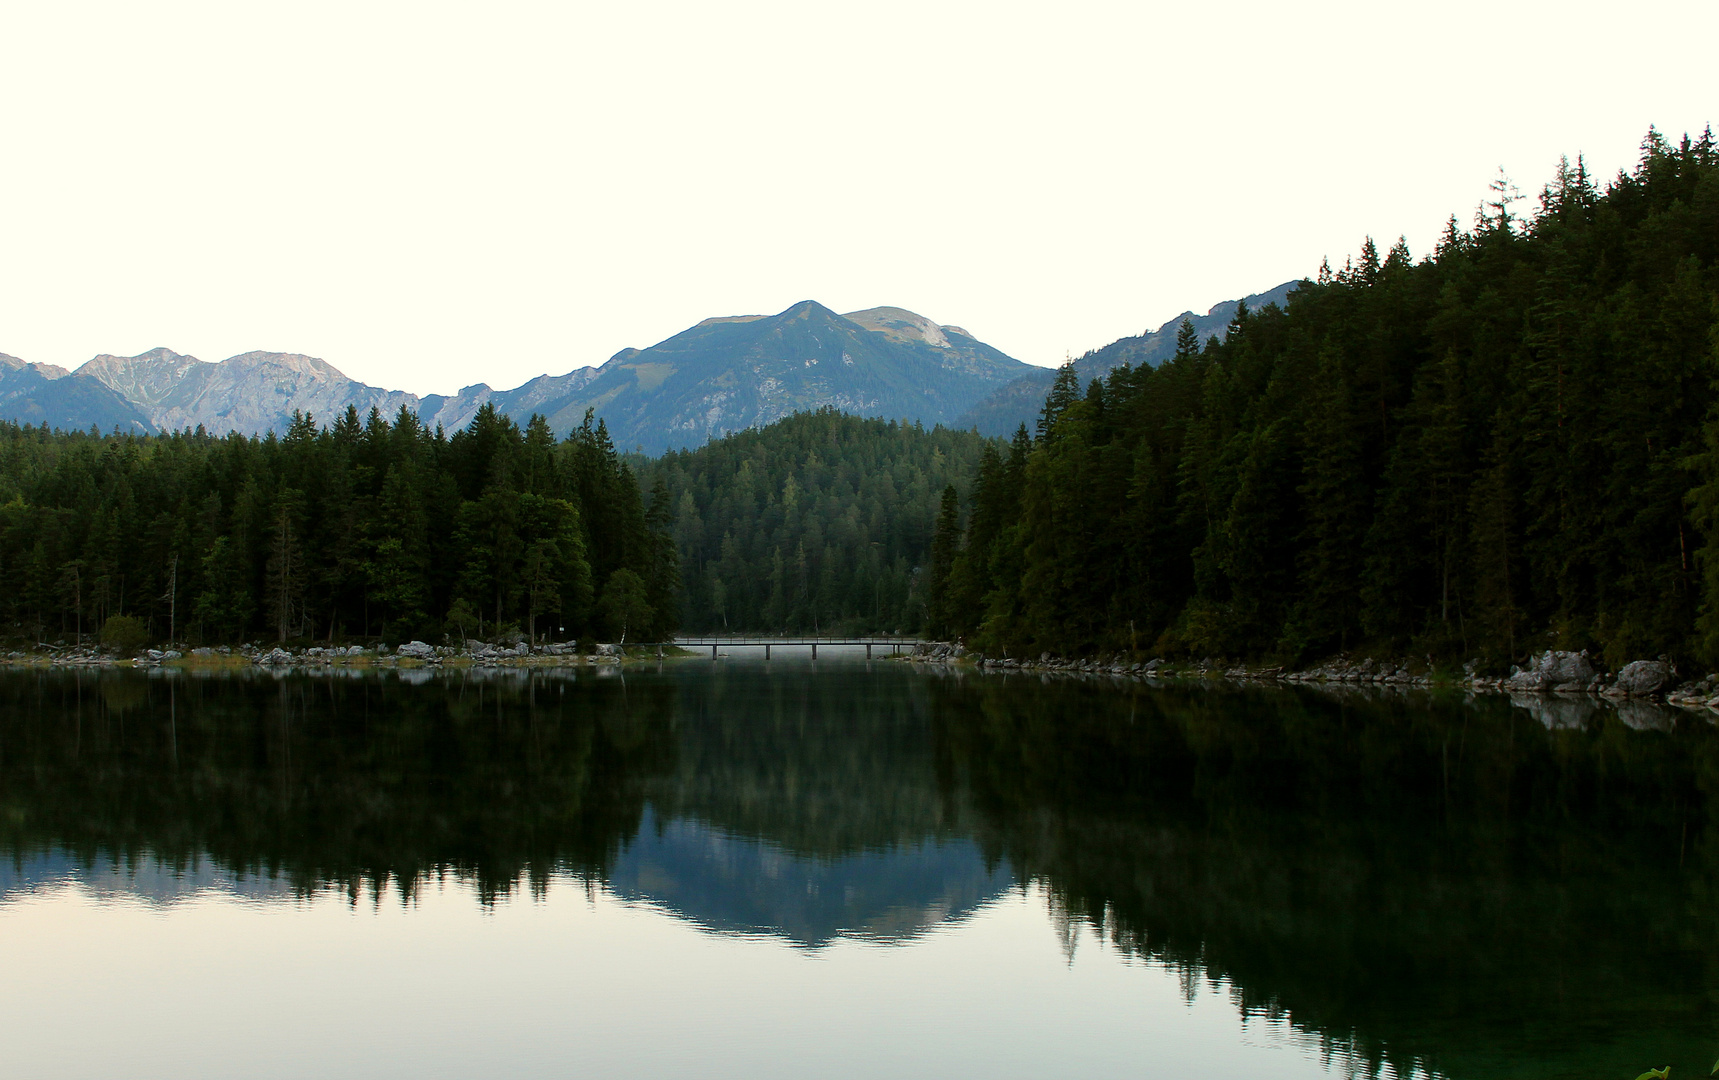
[0,658,1712,1079]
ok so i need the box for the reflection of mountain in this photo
[605,666,1012,946]
[609,811,1010,948]
[0,850,291,907]
[4,666,1719,1079]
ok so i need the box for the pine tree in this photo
[925,484,961,638]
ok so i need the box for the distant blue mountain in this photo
[0,353,154,434]
[9,302,1032,453]
[419,301,1035,454]
[956,280,1305,437]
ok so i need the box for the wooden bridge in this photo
[667,636,924,659]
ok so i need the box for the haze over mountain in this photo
[1,302,1034,453]
[473,300,1030,453]
[77,347,422,438]
[0,352,153,434]
[956,280,1303,437]
[0,286,1297,449]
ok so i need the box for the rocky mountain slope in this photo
[6,302,1031,449]
[77,348,420,437]
[455,300,1031,453]
[0,353,154,434]
[956,280,1303,437]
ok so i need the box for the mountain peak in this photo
[135,346,198,364]
[782,300,839,321]
[0,352,67,379]
[843,307,959,349]
[5,299,1026,449]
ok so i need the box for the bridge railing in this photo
[668,636,922,646]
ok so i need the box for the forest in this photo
[638,409,987,635]
[0,404,678,647]
[928,128,1719,668]
[3,128,1716,669]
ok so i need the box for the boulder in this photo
[596,643,622,657]
[1505,650,1594,692]
[258,648,292,665]
[396,640,434,659]
[1614,659,1671,696]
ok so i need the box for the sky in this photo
[0,0,1713,395]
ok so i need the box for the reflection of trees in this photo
[644,666,971,856]
[7,665,1719,1076]
[0,669,678,903]
[928,676,1719,1079]
[608,666,1006,948]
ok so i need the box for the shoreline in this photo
[0,640,697,672]
[900,643,1719,720]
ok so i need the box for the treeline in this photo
[0,405,677,647]
[928,128,1719,668]
[642,409,989,634]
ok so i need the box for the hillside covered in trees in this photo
[928,128,1719,669]
[641,410,988,634]
[6,128,1715,668]
[0,405,677,647]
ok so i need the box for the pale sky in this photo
[0,0,1712,395]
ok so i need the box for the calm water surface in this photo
[0,658,1714,1079]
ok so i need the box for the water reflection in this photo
[0,850,293,907]
[610,812,1011,947]
[0,664,1715,1079]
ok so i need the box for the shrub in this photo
[100,615,148,656]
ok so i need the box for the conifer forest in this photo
[1,129,1716,670]
[929,129,1719,668]
[0,405,679,647]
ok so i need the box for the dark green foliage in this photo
[944,129,1719,666]
[0,403,671,646]
[923,485,961,638]
[597,568,653,643]
[98,614,146,656]
[641,409,991,634]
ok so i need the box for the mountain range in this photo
[0,284,1298,450]
[0,352,153,434]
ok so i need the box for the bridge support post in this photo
[866,643,872,659]
[811,642,817,659]
[764,643,770,660]
[712,644,717,660]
